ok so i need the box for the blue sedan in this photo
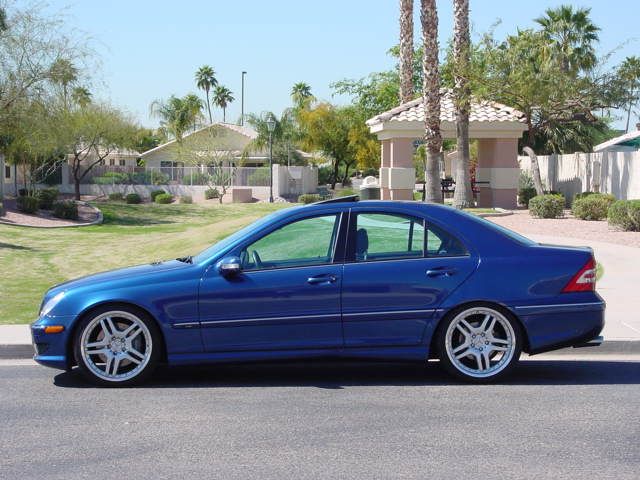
[31,197,605,385]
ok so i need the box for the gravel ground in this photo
[488,209,640,248]
[0,197,100,227]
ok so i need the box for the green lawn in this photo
[0,202,286,325]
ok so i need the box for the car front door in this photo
[341,208,478,347]
[199,211,346,352]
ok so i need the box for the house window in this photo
[5,165,10,179]
[109,158,115,166]
[119,159,125,166]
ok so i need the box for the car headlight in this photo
[40,291,65,317]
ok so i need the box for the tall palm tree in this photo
[49,58,78,106]
[213,86,234,123]
[183,93,204,131]
[71,86,92,108]
[195,65,217,123]
[452,0,473,208]
[150,95,202,141]
[420,0,442,203]
[535,5,600,73]
[291,82,313,108]
[399,0,414,104]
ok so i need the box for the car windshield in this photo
[456,209,536,246]
[192,210,286,264]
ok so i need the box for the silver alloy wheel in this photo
[80,310,152,382]
[444,307,516,379]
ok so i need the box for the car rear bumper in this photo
[513,299,605,355]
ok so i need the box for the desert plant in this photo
[37,188,59,210]
[125,193,142,204]
[204,188,219,200]
[298,194,320,204]
[52,200,78,220]
[572,193,615,220]
[180,195,193,204]
[150,189,166,202]
[154,193,173,204]
[17,196,39,213]
[108,192,124,201]
[518,187,537,207]
[529,194,565,218]
[608,200,640,231]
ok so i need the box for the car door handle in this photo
[307,274,337,285]
[426,267,456,278]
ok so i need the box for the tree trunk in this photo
[74,176,81,200]
[223,107,226,123]
[452,0,473,209]
[0,153,5,216]
[522,146,544,196]
[399,0,414,104]
[331,161,340,189]
[420,0,443,203]
[206,89,212,124]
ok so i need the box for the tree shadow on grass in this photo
[53,358,640,389]
[0,242,32,250]
[101,213,175,226]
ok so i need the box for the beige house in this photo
[68,148,140,167]
[367,90,528,208]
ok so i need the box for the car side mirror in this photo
[217,256,242,277]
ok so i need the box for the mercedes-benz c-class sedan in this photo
[31,196,604,385]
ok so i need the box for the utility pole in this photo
[241,71,247,126]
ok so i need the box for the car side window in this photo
[426,224,467,257]
[355,213,424,262]
[240,214,340,270]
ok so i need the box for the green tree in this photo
[49,58,78,105]
[71,86,92,108]
[213,85,234,122]
[535,5,600,73]
[150,94,202,141]
[246,111,304,166]
[617,56,640,132]
[195,65,217,123]
[291,82,314,109]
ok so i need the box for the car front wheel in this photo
[73,306,160,386]
[437,305,522,382]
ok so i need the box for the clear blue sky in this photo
[40,0,640,129]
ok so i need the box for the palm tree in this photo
[535,5,600,73]
[617,56,640,133]
[399,0,414,104]
[195,65,217,123]
[291,82,313,108]
[420,0,442,203]
[452,0,472,208]
[49,58,78,106]
[150,95,202,141]
[183,93,204,131]
[0,7,7,31]
[213,86,234,123]
[71,86,92,108]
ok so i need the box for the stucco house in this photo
[594,125,640,152]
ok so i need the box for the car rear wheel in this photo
[437,305,522,382]
[73,306,160,386]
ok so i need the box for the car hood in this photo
[46,260,190,297]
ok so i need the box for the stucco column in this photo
[379,137,415,201]
[476,138,519,209]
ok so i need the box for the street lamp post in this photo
[266,117,276,203]
[241,71,247,126]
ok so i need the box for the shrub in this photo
[572,193,616,220]
[130,170,170,185]
[204,188,219,200]
[180,195,193,204]
[518,187,537,207]
[336,188,356,197]
[16,196,38,214]
[52,200,78,220]
[183,171,211,186]
[608,200,640,231]
[529,194,565,218]
[125,193,142,204]
[150,189,166,202]
[298,194,320,204]
[37,188,59,210]
[108,192,124,201]
[574,191,595,203]
[92,171,129,185]
[247,168,270,186]
[317,165,333,186]
[154,193,173,204]
[18,188,28,197]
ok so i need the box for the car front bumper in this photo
[31,315,76,370]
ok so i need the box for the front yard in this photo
[0,202,287,324]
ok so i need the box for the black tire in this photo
[436,303,523,383]
[73,304,161,387]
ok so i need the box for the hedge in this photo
[17,196,39,214]
[571,193,616,220]
[52,200,78,220]
[608,200,640,231]
[529,194,565,218]
[150,189,167,202]
[154,193,173,204]
[125,193,142,204]
[108,192,124,201]
[204,188,219,200]
[298,194,320,204]
[37,188,59,210]
[518,187,537,207]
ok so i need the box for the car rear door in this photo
[341,207,478,347]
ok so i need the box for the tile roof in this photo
[366,90,526,126]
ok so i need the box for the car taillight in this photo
[562,257,596,293]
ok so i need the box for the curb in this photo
[1,340,639,360]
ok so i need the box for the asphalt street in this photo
[1,357,639,480]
